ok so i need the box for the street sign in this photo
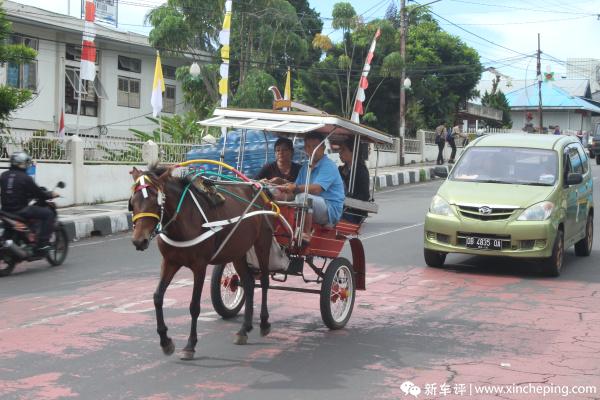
[81,0,118,26]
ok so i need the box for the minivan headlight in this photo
[517,201,554,221]
[429,195,453,216]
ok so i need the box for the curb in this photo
[60,166,443,241]
[372,166,439,190]
[60,213,133,242]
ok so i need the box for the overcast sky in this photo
[10,0,600,83]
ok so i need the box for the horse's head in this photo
[129,166,171,251]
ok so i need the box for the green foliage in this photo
[0,1,37,128]
[129,112,206,142]
[300,7,482,136]
[146,0,322,118]
[481,90,513,128]
[331,2,357,32]
[232,70,277,108]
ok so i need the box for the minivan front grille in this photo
[457,205,518,221]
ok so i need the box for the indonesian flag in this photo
[351,28,381,123]
[58,109,65,137]
[151,51,165,117]
[80,0,96,81]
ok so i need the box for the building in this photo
[1,1,200,138]
[504,82,600,133]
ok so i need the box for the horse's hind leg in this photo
[233,259,254,345]
[181,266,207,360]
[154,260,179,356]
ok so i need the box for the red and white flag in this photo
[58,109,65,137]
[351,28,381,123]
[80,0,96,81]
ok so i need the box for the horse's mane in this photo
[146,163,187,187]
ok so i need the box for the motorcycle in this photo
[0,181,69,277]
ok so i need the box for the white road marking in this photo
[71,237,126,247]
[362,223,424,241]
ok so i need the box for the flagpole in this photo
[159,113,163,143]
[75,78,82,136]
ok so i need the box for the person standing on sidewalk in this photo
[435,124,446,165]
[447,125,457,163]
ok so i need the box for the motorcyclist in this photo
[0,151,58,253]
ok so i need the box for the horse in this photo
[128,164,275,360]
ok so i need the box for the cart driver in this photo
[278,132,345,244]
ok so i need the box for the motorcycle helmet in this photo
[10,151,32,170]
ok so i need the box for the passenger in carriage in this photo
[255,137,301,184]
[278,132,345,244]
[338,138,370,224]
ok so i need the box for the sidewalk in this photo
[58,162,443,240]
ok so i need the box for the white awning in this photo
[200,115,324,134]
[198,108,394,144]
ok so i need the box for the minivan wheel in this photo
[424,248,446,268]
[574,214,593,257]
[541,230,564,277]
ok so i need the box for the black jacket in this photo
[0,168,52,212]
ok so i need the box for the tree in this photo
[0,1,37,129]
[301,6,482,136]
[146,0,321,120]
[481,90,512,128]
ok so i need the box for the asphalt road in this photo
[1,165,600,400]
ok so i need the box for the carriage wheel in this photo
[320,257,356,330]
[210,263,245,319]
[46,225,69,267]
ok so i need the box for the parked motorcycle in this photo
[0,181,69,277]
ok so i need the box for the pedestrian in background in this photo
[454,124,468,147]
[434,124,446,165]
[447,125,457,163]
[553,125,561,135]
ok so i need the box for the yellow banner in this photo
[221,45,230,60]
[223,14,231,30]
[219,78,228,95]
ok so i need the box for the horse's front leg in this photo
[154,260,179,356]
[259,272,271,337]
[233,259,254,345]
[181,265,207,360]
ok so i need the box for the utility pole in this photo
[399,0,407,165]
[537,33,543,133]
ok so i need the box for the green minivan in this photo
[424,134,594,276]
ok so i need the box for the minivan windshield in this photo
[449,147,558,186]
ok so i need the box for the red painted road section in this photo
[1,263,599,399]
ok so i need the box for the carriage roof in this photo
[198,108,394,145]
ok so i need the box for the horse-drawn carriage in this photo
[129,107,393,359]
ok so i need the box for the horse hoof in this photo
[260,326,271,337]
[234,334,248,345]
[162,340,175,356]
[180,350,195,360]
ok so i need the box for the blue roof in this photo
[505,82,600,114]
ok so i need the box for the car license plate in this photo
[465,236,503,250]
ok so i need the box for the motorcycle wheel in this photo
[0,257,16,277]
[46,225,68,266]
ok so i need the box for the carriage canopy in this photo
[199,108,394,145]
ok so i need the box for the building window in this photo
[118,55,141,73]
[64,67,107,117]
[162,65,176,80]
[6,34,38,91]
[118,76,140,108]
[66,43,100,64]
[163,85,176,113]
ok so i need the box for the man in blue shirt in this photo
[278,132,345,243]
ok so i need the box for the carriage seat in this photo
[343,197,378,214]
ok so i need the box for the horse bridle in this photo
[130,175,164,226]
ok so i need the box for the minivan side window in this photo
[567,146,583,174]
[574,143,589,173]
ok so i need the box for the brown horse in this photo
[129,165,274,360]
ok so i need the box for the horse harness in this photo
[130,173,284,261]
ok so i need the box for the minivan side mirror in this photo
[566,173,583,186]
[433,166,448,178]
